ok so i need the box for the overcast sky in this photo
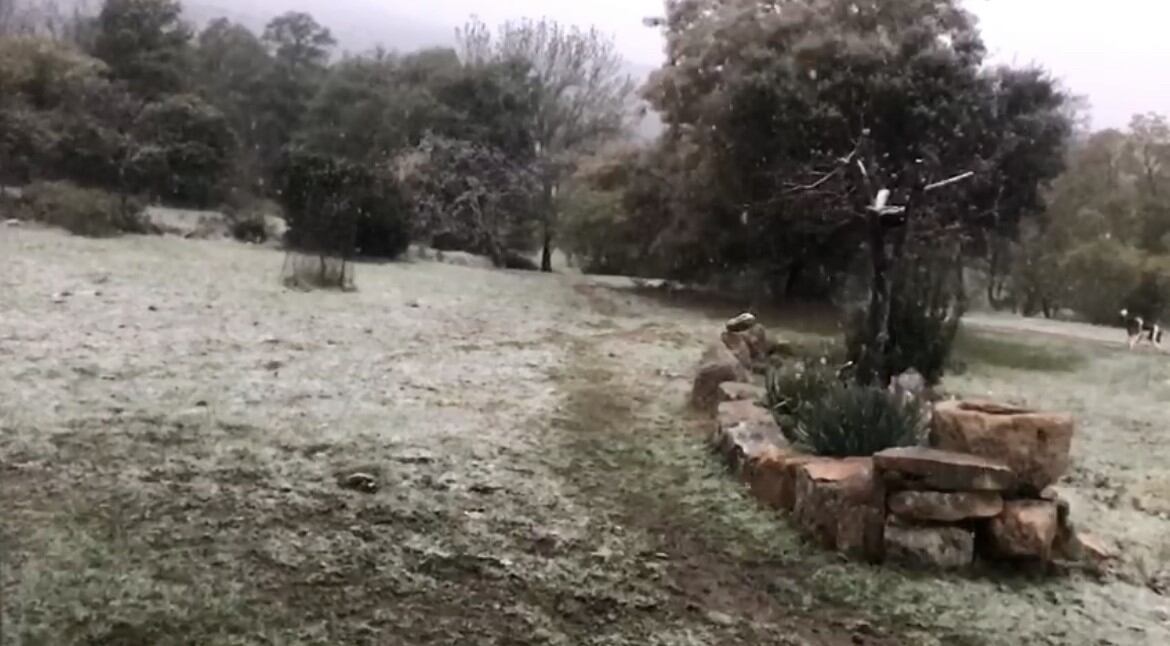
[222,0,1170,131]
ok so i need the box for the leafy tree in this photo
[300,51,429,163]
[560,141,677,275]
[91,0,191,98]
[0,35,129,186]
[458,17,635,271]
[257,11,335,174]
[399,134,539,265]
[643,0,1069,385]
[129,93,235,206]
[194,19,270,146]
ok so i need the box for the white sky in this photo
[381,0,1170,131]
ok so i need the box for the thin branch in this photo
[783,164,843,194]
[924,171,975,192]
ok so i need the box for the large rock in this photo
[713,400,786,474]
[722,323,774,373]
[884,521,975,570]
[888,491,1004,522]
[721,330,754,369]
[793,458,884,560]
[987,499,1059,561]
[718,381,766,404]
[692,342,751,412]
[874,447,1016,492]
[931,399,1074,492]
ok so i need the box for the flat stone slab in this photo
[888,491,1004,522]
[874,446,1016,492]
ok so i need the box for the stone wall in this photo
[695,314,1112,572]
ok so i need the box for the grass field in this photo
[2,226,1169,645]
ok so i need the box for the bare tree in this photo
[458,17,636,271]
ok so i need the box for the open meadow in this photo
[2,226,1170,645]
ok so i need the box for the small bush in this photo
[19,181,147,236]
[765,361,842,444]
[229,215,267,243]
[792,386,926,458]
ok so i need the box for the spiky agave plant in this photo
[792,386,927,457]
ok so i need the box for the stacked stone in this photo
[876,399,1077,569]
[696,314,1106,572]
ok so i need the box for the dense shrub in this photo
[278,150,411,260]
[19,181,147,236]
[764,361,843,444]
[230,215,268,243]
[792,386,926,458]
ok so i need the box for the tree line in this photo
[4,0,1169,341]
[0,0,634,268]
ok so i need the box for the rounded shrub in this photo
[792,386,927,458]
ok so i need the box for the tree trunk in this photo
[540,178,555,273]
[541,223,553,272]
[858,209,891,386]
[784,260,805,298]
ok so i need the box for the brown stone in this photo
[884,521,974,570]
[713,400,786,474]
[988,500,1059,560]
[721,324,773,373]
[718,381,766,404]
[743,445,803,510]
[721,330,754,368]
[888,491,1003,522]
[794,458,883,560]
[931,399,1075,492]
[692,342,751,413]
[874,446,1016,492]
[741,323,771,361]
[1073,532,1118,565]
[777,454,823,511]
